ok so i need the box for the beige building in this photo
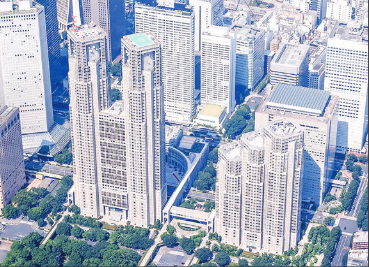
[255,84,338,205]
[216,120,304,254]
[0,106,26,209]
[68,24,109,218]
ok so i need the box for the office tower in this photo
[68,25,109,218]
[124,0,135,34]
[308,46,326,90]
[0,106,26,209]
[216,120,303,254]
[270,43,310,87]
[201,26,236,114]
[135,3,196,123]
[109,0,125,59]
[216,142,243,246]
[293,0,327,24]
[233,26,265,91]
[189,0,224,52]
[255,84,338,205]
[57,0,81,30]
[120,33,166,226]
[0,0,54,135]
[326,0,353,24]
[324,33,368,153]
[36,0,61,86]
[80,0,112,61]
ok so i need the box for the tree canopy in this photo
[195,248,212,263]
[180,237,196,255]
[214,251,230,266]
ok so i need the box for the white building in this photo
[0,0,54,135]
[216,120,303,254]
[255,84,338,205]
[201,25,236,114]
[309,46,326,90]
[0,106,26,209]
[324,34,368,153]
[233,26,265,91]
[270,43,310,87]
[68,24,109,218]
[326,0,353,24]
[189,0,224,52]
[135,3,196,123]
[120,33,166,227]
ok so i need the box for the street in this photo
[187,189,215,202]
[348,173,367,217]
[331,234,351,267]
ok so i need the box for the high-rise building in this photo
[80,0,112,61]
[308,46,326,90]
[36,0,61,86]
[0,0,54,135]
[216,120,303,254]
[189,0,224,52]
[270,43,310,87]
[119,33,166,227]
[326,0,353,24]
[255,84,338,205]
[201,25,236,114]
[135,3,196,123]
[233,26,265,91]
[324,32,368,153]
[68,24,109,218]
[57,0,81,30]
[0,106,26,209]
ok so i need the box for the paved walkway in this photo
[139,223,168,266]
[41,212,70,245]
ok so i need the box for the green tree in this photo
[239,258,249,266]
[180,237,196,254]
[71,225,84,238]
[358,155,368,163]
[154,219,163,230]
[215,251,231,267]
[2,204,19,219]
[111,88,122,102]
[204,201,215,212]
[68,205,81,214]
[346,154,358,162]
[204,164,216,177]
[342,251,349,266]
[195,248,212,263]
[37,218,46,227]
[163,234,178,248]
[324,217,335,226]
[27,207,43,221]
[56,222,72,236]
[166,225,176,235]
[324,193,336,203]
[209,148,219,163]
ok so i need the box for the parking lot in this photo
[0,223,45,241]
[152,245,192,266]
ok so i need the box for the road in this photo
[331,234,351,267]
[311,211,326,224]
[348,173,367,217]
[25,161,73,176]
[187,190,215,202]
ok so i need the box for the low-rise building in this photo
[194,104,227,128]
[353,231,368,250]
[348,250,369,266]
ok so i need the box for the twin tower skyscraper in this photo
[68,25,166,227]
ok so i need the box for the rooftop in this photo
[268,84,331,115]
[267,120,301,136]
[198,104,226,118]
[100,101,124,116]
[127,33,155,48]
[69,24,106,41]
[241,131,265,149]
[220,142,241,160]
[273,43,310,67]
[353,231,369,243]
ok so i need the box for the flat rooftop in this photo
[127,33,155,48]
[273,43,310,67]
[219,142,241,160]
[100,101,124,116]
[198,104,225,118]
[268,84,331,115]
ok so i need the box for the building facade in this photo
[308,46,326,90]
[0,0,54,135]
[201,25,236,114]
[68,25,109,218]
[216,120,303,254]
[0,106,26,209]
[270,43,310,87]
[189,0,224,52]
[255,84,338,205]
[326,0,353,24]
[135,3,196,123]
[324,35,368,153]
[119,33,166,227]
[233,26,265,91]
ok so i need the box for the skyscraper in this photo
[0,106,26,209]
[201,25,236,114]
[135,3,196,123]
[189,0,224,52]
[80,0,112,60]
[255,84,338,205]
[68,24,109,218]
[324,32,368,153]
[36,0,61,86]
[120,33,166,226]
[216,120,303,254]
[0,0,54,135]
[233,26,265,91]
